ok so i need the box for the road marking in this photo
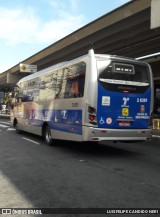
[22,137,40,145]
[6,121,11,123]
[0,121,11,125]
[7,128,16,131]
[0,124,8,128]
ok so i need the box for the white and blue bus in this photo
[11,49,153,145]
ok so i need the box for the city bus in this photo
[11,49,154,145]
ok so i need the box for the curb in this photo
[152,135,160,139]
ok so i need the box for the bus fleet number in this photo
[137,98,147,103]
[72,103,79,107]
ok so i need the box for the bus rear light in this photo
[88,106,95,114]
[89,115,95,121]
[148,115,153,128]
[91,137,99,141]
[149,117,153,125]
[88,105,97,124]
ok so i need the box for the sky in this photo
[0,0,131,73]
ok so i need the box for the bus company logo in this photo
[2,209,11,215]
[140,105,145,113]
[122,97,129,107]
[122,108,129,116]
[61,110,67,119]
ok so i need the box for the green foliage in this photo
[3,92,12,105]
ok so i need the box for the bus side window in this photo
[55,69,63,99]
[64,62,86,98]
[71,81,79,96]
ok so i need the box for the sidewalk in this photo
[152,129,160,137]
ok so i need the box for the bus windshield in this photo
[97,60,150,93]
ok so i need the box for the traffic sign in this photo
[20,64,37,73]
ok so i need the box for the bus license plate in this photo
[118,121,131,126]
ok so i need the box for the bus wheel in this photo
[16,123,22,134]
[44,126,53,145]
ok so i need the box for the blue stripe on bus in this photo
[28,109,82,135]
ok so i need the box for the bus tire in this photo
[16,123,22,134]
[44,125,53,146]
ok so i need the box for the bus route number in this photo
[72,103,79,107]
[137,98,147,103]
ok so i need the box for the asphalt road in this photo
[0,117,160,217]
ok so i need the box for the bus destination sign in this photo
[113,63,135,74]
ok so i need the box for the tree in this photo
[3,92,12,107]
